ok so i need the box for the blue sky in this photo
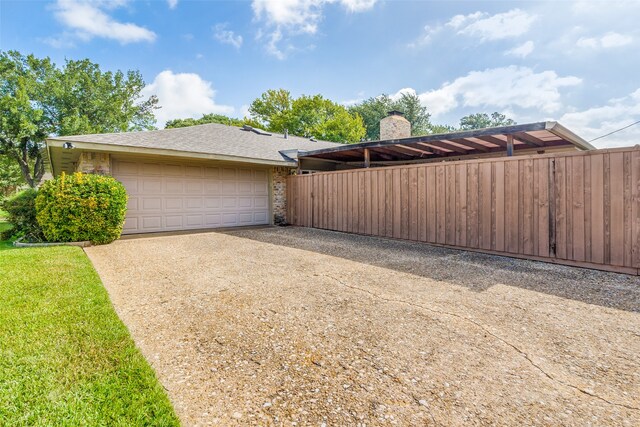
[1,0,638,147]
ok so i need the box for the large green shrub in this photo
[0,189,45,241]
[36,172,128,244]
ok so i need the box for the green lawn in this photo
[0,221,180,426]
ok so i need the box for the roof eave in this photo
[545,121,596,151]
[46,138,297,168]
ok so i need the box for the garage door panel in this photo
[238,169,253,180]
[222,197,237,208]
[222,213,238,225]
[237,182,253,193]
[204,197,221,209]
[142,197,162,211]
[205,214,221,226]
[115,161,139,175]
[123,217,138,231]
[165,198,183,210]
[222,168,237,180]
[186,214,203,227]
[142,163,163,175]
[254,196,268,208]
[165,179,184,193]
[238,197,253,208]
[222,182,236,194]
[185,198,203,209]
[204,182,220,194]
[113,160,270,234]
[127,197,139,211]
[185,165,203,177]
[254,212,268,223]
[142,216,162,230]
[165,215,183,228]
[185,181,203,193]
[119,177,139,192]
[204,167,221,179]
[238,212,254,224]
[142,179,162,193]
[164,164,183,176]
[254,182,268,194]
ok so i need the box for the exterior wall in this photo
[76,152,111,175]
[380,115,411,140]
[271,166,291,225]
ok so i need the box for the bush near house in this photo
[36,172,128,245]
[0,189,45,242]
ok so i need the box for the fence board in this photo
[287,147,640,274]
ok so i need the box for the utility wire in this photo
[588,119,640,143]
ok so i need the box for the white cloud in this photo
[167,0,178,9]
[410,9,536,48]
[214,23,243,49]
[142,70,234,127]
[560,88,640,148]
[448,9,537,41]
[52,0,155,44]
[390,87,417,102]
[252,0,377,58]
[505,40,534,58]
[577,32,633,49]
[415,66,582,117]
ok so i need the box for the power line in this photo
[588,119,640,143]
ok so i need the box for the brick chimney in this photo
[379,110,411,140]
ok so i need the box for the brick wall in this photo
[272,167,291,225]
[76,152,111,175]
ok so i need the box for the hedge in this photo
[36,172,128,244]
[0,189,45,242]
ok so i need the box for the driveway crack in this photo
[324,274,639,412]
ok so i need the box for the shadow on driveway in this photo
[222,226,640,313]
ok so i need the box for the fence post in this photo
[549,158,557,257]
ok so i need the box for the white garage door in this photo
[112,159,270,234]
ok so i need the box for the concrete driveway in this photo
[85,227,640,426]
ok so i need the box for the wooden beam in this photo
[415,142,450,156]
[507,135,514,157]
[448,138,491,152]
[513,132,545,147]
[422,140,469,154]
[396,144,433,155]
[364,148,370,168]
[475,135,508,148]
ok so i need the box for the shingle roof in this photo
[47,123,342,163]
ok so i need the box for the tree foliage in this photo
[0,153,25,196]
[459,112,516,130]
[165,113,262,130]
[348,92,434,140]
[249,89,365,143]
[0,50,158,187]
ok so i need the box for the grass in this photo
[0,220,180,426]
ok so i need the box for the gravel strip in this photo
[86,227,640,426]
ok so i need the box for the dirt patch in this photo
[86,228,640,426]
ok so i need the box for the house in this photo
[45,113,594,235]
[46,123,340,234]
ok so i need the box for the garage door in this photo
[112,159,270,234]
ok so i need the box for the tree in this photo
[165,113,262,129]
[0,155,24,196]
[0,51,158,187]
[459,112,516,130]
[249,89,365,143]
[348,92,433,140]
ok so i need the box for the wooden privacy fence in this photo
[287,147,640,275]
